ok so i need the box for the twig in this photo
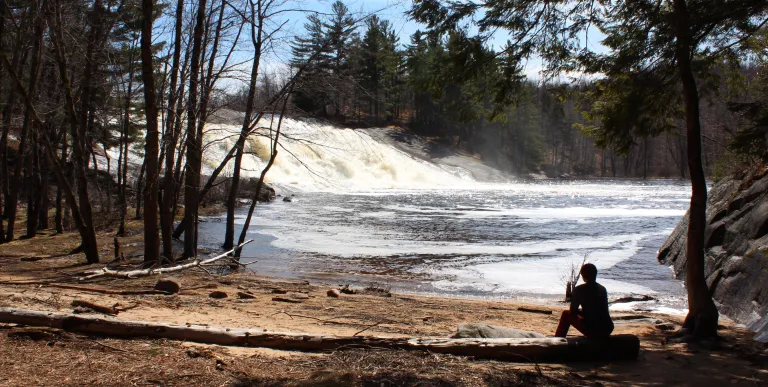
[271,311,350,326]
[353,320,385,336]
[91,340,130,353]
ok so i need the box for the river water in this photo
[198,179,690,313]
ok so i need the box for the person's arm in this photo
[569,287,580,315]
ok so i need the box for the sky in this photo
[196,0,603,91]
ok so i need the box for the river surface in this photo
[199,179,691,313]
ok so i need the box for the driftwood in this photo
[80,240,254,281]
[0,307,641,362]
[71,300,118,315]
[46,284,169,295]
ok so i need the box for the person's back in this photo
[555,263,614,338]
[570,281,614,337]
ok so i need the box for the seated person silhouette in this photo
[555,263,614,339]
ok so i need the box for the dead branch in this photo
[80,240,253,281]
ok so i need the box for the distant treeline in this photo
[266,1,766,179]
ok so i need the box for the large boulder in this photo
[238,179,276,202]
[658,170,768,341]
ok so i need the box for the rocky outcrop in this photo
[239,179,276,202]
[657,170,768,341]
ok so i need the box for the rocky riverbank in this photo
[657,168,768,341]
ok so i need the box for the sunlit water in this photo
[199,179,691,314]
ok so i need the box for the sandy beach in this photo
[0,226,765,386]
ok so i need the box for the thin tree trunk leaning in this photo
[0,307,640,362]
[672,0,719,338]
[80,240,253,281]
[234,90,291,258]
[140,0,160,264]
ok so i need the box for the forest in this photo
[281,1,767,179]
[0,0,767,377]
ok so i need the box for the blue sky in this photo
[208,0,603,89]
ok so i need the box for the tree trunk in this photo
[54,128,67,234]
[160,0,185,260]
[224,0,264,250]
[183,0,208,258]
[140,0,160,263]
[672,0,719,338]
[47,0,99,263]
[117,44,136,237]
[135,159,146,220]
[7,3,45,241]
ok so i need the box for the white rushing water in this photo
[200,113,499,192]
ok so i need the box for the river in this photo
[198,180,690,314]
[191,114,690,314]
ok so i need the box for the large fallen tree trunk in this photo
[80,240,253,281]
[0,307,640,362]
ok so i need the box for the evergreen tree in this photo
[410,0,768,338]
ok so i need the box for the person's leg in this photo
[568,314,590,337]
[555,311,572,337]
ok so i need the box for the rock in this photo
[609,295,656,304]
[154,278,181,294]
[237,291,255,299]
[288,292,309,299]
[236,179,276,202]
[327,289,340,298]
[339,285,357,295]
[283,197,293,202]
[656,323,676,331]
[452,323,546,339]
[209,291,228,299]
[271,289,288,294]
[658,170,768,341]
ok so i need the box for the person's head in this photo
[580,263,598,283]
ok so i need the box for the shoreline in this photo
[1,231,765,386]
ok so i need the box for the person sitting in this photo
[555,263,614,339]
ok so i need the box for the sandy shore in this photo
[0,227,766,386]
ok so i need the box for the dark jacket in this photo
[570,281,614,337]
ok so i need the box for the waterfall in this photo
[201,111,508,192]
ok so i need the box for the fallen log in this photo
[80,240,254,281]
[0,307,640,362]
